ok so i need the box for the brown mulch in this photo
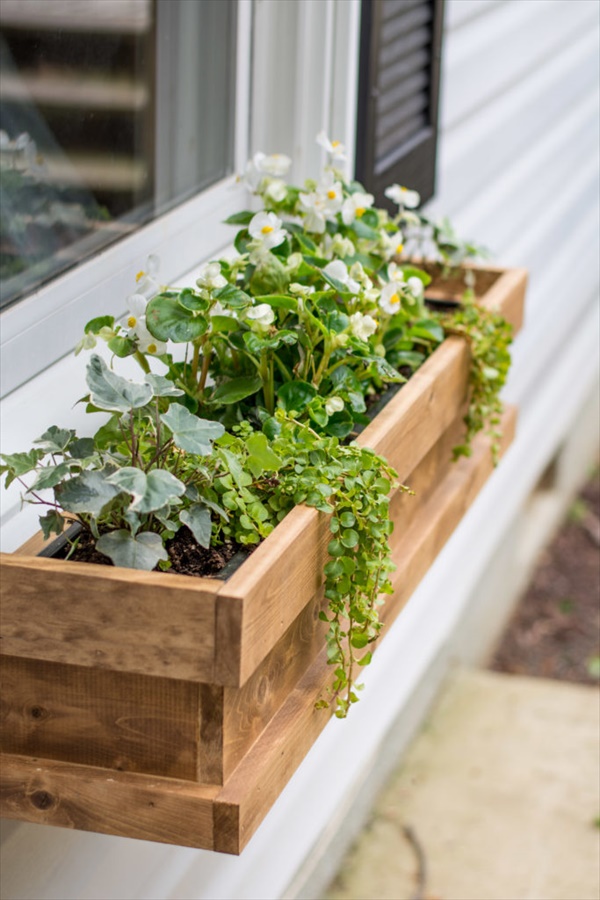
[490,465,600,685]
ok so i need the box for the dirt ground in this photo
[490,465,600,685]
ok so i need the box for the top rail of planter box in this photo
[0,264,527,689]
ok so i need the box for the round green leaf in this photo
[146,294,208,342]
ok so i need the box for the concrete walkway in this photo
[325,669,600,900]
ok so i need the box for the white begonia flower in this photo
[379,280,406,315]
[259,153,292,177]
[286,252,304,272]
[316,131,347,161]
[349,261,372,290]
[74,332,97,355]
[325,396,345,416]
[242,152,291,192]
[265,179,288,203]
[125,292,148,334]
[248,211,286,251]
[330,234,356,259]
[341,191,374,226]
[134,321,167,356]
[289,283,315,298]
[245,303,275,331]
[298,190,327,233]
[407,276,424,298]
[196,261,227,292]
[323,260,360,294]
[349,312,378,342]
[384,184,421,209]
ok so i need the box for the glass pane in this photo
[0,0,237,310]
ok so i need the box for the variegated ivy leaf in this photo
[96,530,168,570]
[39,509,66,540]
[33,425,75,453]
[107,467,185,514]
[86,354,153,412]
[160,405,225,455]
[179,503,213,548]
[55,470,121,517]
[0,449,45,487]
[144,374,184,397]
[31,463,73,491]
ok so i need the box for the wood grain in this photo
[0,557,220,681]
[0,753,219,848]
[1,655,201,780]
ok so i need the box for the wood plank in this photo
[1,656,201,781]
[0,557,219,682]
[212,407,516,853]
[222,588,328,781]
[0,754,219,849]
[479,266,528,331]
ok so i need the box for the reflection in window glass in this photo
[0,0,237,309]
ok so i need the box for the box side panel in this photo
[0,753,219,850]
[1,656,202,781]
[0,560,218,682]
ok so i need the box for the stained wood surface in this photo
[1,656,201,780]
[0,556,220,681]
[0,753,219,848]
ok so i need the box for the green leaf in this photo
[212,375,262,404]
[350,632,369,649]
[178,288,209,312]
[409,321,445,343]
[224,210,254,225]
[161,405,225,454]
[39,509,66,540]
[277,381,317,414]
[219,447,252,489]
[357,651,372,667]
[255,293,297,311]
[96,530,168,570]
[341,528,359,548]
[108,467,186,514]
[244,330,297,353]
[31,463,72,491]
[352,219,380,241]
[107,336,136,358]
[69,438,96,459]
[55,471,121,517]
[180,504,213,548]
[144,374,184,397]
[213,284,253,309]
[245,432,282,477]
[86,355,152,412]
[34,425,75,453]
[146,294,208,342]
[210,315,239,333]
[0,449,45,487]
[399,265,431,287]
[84,315,114,335]
[93,416,123,451]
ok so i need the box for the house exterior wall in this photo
[1,1,598,898]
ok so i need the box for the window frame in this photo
[0,0,253,399]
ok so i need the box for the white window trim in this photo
[0,0,253,399]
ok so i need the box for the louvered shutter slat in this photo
[355,0,444,207]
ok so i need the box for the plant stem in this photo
[134,351,151,374]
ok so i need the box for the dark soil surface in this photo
[490,466,600,685]
[56,525,244,578]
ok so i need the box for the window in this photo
[355,0,444,208]
[0,0,250,396]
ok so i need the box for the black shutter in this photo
[355,0,444,208]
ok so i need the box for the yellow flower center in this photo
[135,270,145,282]
[396,243,404,254]
[147,343,157,354]
[390,293,400,305]
[332,140,341,148]
[327,189,337,200]
[127,316,137,328]
[355,207,365,217]
[261,225,274,234]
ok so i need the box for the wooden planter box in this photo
[0,264,527,853]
